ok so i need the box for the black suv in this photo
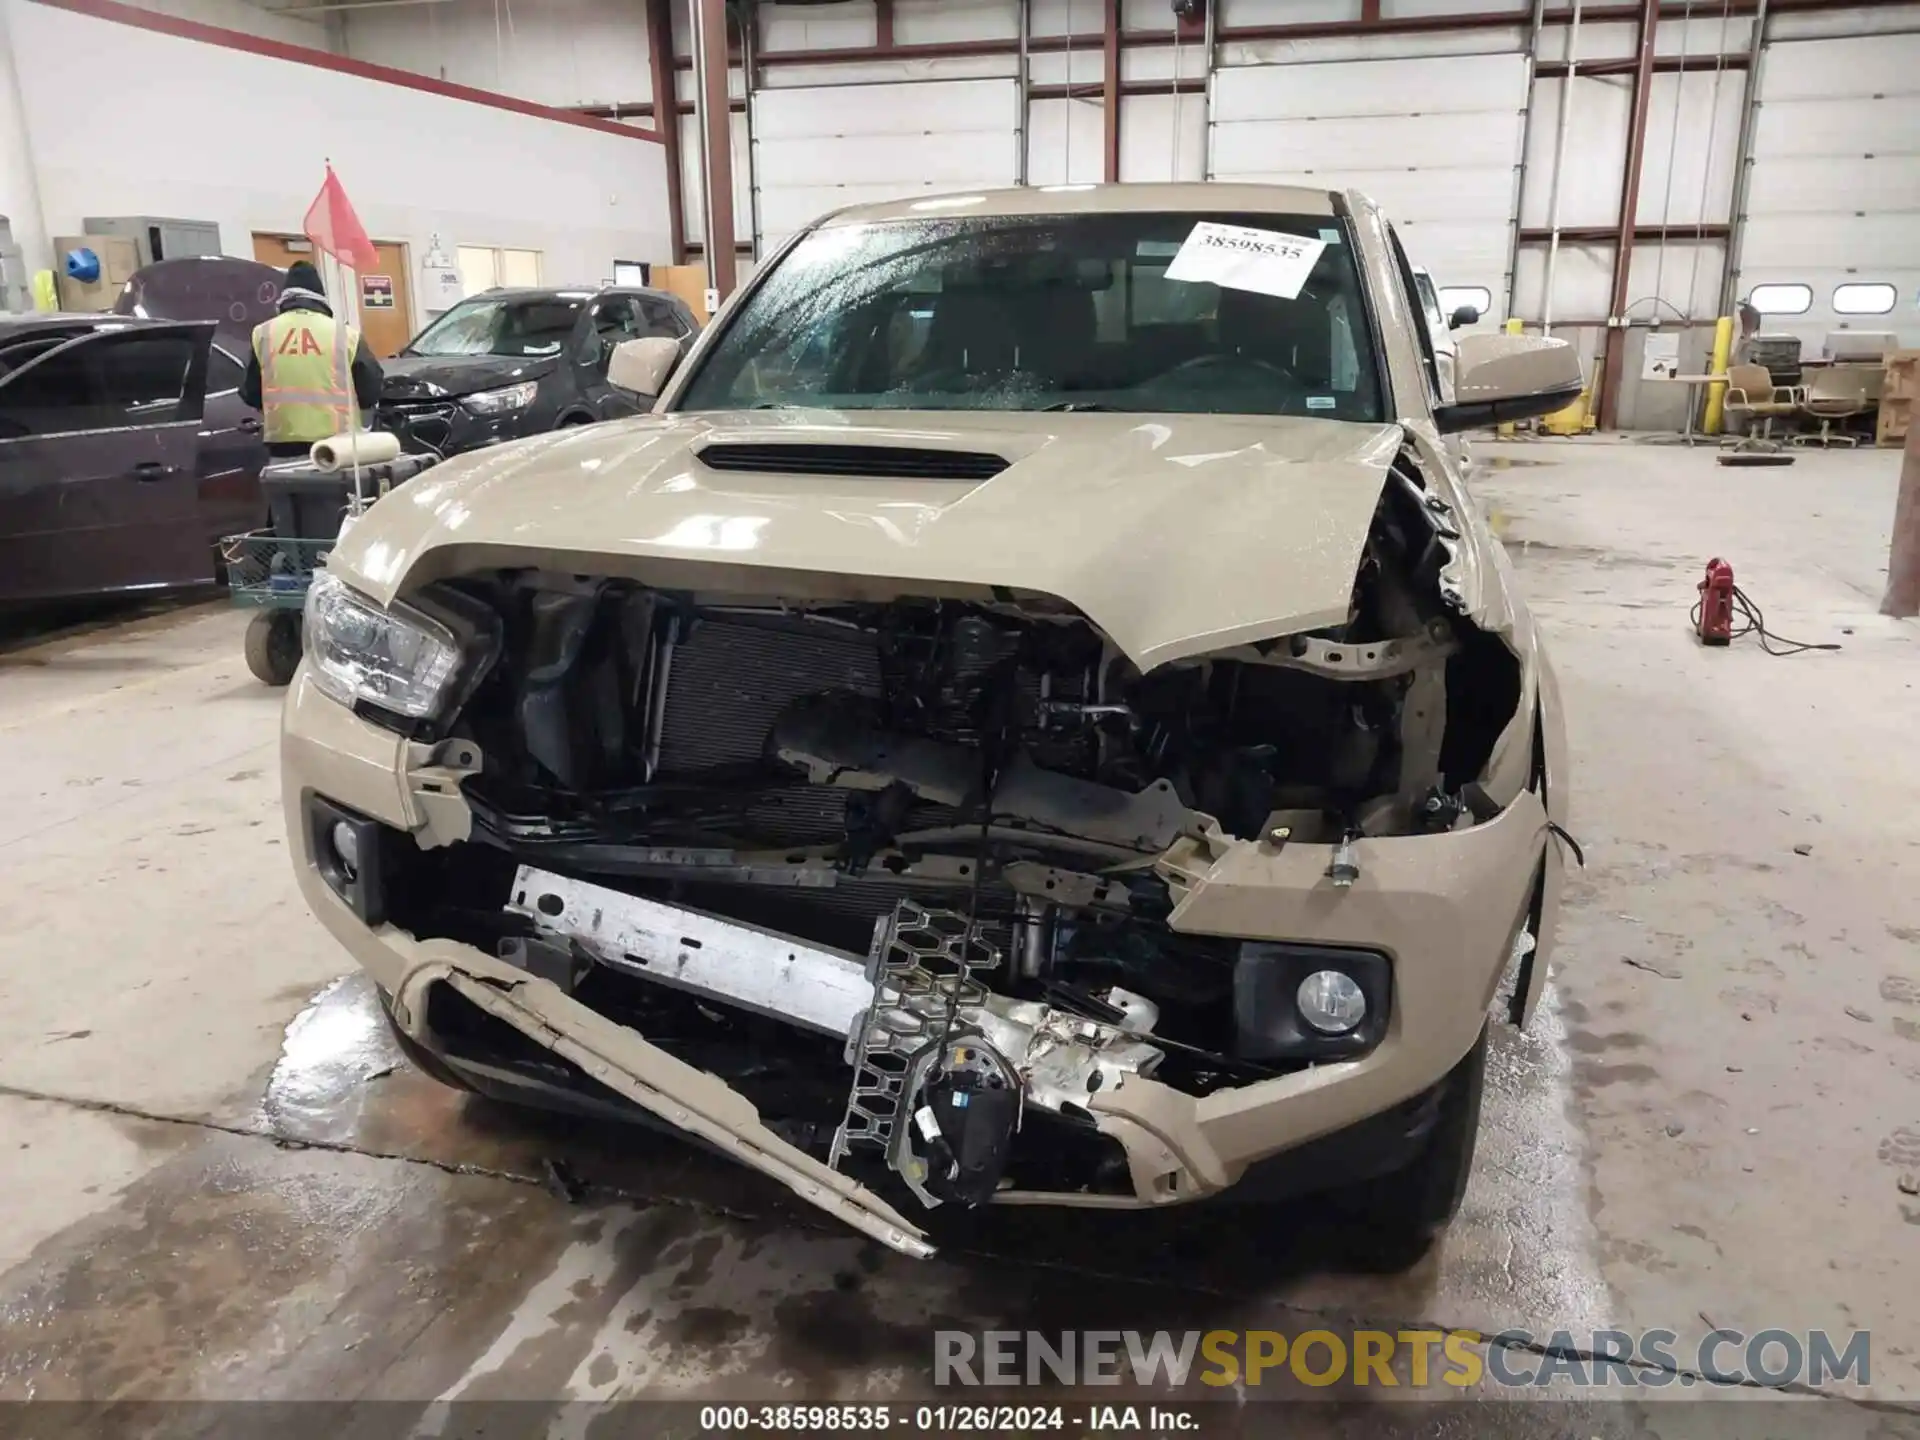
[377,285,699,457]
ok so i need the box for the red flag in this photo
[302,165,379,274]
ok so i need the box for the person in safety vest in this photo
[240,261,384,459]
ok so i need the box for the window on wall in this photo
[1748,283,1811,315]
[1832,283,1896,316]
[455,245,543,296]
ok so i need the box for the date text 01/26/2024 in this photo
[698,1405,1200,1432]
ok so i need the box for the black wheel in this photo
[377,988,478,1093]
[1333,1024,1488,1270]
[243,609,303,686]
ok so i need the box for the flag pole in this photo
[323,245,362,511]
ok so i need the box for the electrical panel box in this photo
[82,215,223,269]
[52,234,141,312]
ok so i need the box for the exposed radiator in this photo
[655,611,883,775]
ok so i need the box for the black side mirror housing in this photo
[1448,305,1482,331]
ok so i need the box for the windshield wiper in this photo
[1039,400,1116,412]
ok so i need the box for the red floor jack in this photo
[1696,558,1736,645]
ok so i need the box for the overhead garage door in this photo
[1208,53,1529,311]
[1737,33,1920,349]
[751,79,1022,254]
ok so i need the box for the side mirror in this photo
[607,336,681,397]
[1433,332,1584,434]
[1448,305,1481,331]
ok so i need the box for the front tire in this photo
[1335,1024,1488,1270]
[243,609,303,686]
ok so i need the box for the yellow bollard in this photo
[1703,314,1734,435]
[1497,318,1524,436]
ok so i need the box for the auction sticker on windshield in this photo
[1164,222,1328,300]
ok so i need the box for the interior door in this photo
[251,233,416,359]
[0,323,214,603]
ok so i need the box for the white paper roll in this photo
[310,430,402,471]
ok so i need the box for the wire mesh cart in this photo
[222,451,435,686]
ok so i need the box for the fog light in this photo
[330,820,360,876]
[1296,970,1367,1034]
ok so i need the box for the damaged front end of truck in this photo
[284,412,1567,1257]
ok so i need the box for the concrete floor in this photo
[2,436,1918,1435]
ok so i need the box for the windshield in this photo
[405,295,582,358]
[675,211,1383,421]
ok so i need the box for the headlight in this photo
[461,380,539,415]
[304,570,461,719]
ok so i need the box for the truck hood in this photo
[331,409,1404,671]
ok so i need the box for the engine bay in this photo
[389,462,1526,1207]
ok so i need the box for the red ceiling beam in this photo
[1103,0,1121,183]
[875,0,894,50]
[692,0,736,302]
[1360,0,1383,20]
[644,0,685,264]
[1599,0,1661,430]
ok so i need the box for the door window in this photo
[207,345,245,395]
[1384,226,1443,408]
[0,330,201,440]
[640,298,688,339]
[586,298,643,367]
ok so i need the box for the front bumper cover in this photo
[284,673,1550,1256]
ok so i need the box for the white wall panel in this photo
[1122,0,1178,33]
[1211,51,1525,303]
[759,55,1015,86]
[1218,0,1352,23]
[752,78,1020,249]
[1118,92,1207,182]
[1213,50,1525,119]
[1752,96,1920,158]
[1215,112,1521,172]
[1512,243,1614,321]
[1025,47,1106,85]
[1384,0,1525,14]
[1748,157,1920,216]
[1754,33,1920,97]
[1219,31,1524,65]
[1518,75,1632,230]
[1026,97,1104,186]
[137,0,328,45]
[1634,70,1743,228]
[1120,41,1210,84]
[902,0,1017,42]
[1623,239,1726,321]
[758,1,876,51]
[1770,2,1920,39]
[1534,21,1637,64]
[1738,32,1920,347]
[344,0,651,109]
[9,0,673,292]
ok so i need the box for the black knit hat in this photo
[283,260,325,297]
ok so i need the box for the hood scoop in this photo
[696,442,1009,481]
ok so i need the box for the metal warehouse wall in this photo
[335,0,1920,430]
